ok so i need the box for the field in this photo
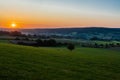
[0,43,120,80]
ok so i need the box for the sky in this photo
[0,0,120,28]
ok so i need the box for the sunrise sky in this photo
[0,0,120,29]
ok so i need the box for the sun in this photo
[11,23,16,28]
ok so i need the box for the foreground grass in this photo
[0,40,9,43]
[0,43,120,80]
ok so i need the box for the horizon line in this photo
[0,26,120,30]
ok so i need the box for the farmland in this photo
[0,43,120,80]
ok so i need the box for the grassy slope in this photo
[0,43,120,80]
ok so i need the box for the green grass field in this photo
[0,40,9,43]
[0,43,120,80]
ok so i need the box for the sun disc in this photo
[11,23,16,28]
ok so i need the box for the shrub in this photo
[15,37,20,40]
[67,44,75,51]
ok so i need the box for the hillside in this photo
[1,27,120,40]
[20,27,120,34]
[0,43,120,80]
[20,27,120,40]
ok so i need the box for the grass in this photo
[0,40,9,43]
[0,43,120,80]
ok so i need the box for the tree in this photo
[67,44,75,51]
[36,39,43,46]
[99,44,104,48]
[47,39,57,46]
[116,43,120,47]
[15,37,20,40]
[24,37,29,41]
[90,37,99,40]
[94,43,99,48]
[105,44,110,48]
[10,31,22,36]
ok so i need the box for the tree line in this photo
[81,43,120,48]
[0,31,23,36]
[14,37,75,51]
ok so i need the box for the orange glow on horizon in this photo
[1,15,119,29]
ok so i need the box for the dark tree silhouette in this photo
[105,44,110,48]
[15,37,20,40]
[94,43,99,48]
[116,43,120,47]
[36,38,57,47]
[90,37,99,40]
[67,44,75,51]
[47,39,57,46]
[36,39,43,46]
[24,37,29,41]
[10,31,22,36]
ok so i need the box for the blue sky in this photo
[27,0,120,12]
[23,0,120,17]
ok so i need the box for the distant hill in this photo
[1,27,120,40]
[20,27,120,34]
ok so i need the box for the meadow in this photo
[0,43,120,80]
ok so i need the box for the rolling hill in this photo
[0,43,120,80]
[20,27,120,34]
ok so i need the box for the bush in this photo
[36,38,57,47]
[10,31,22,36]
[67,44,75,51]
[15,37,20,40]
[36,39,43,46]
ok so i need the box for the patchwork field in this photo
[0,43,120,80]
